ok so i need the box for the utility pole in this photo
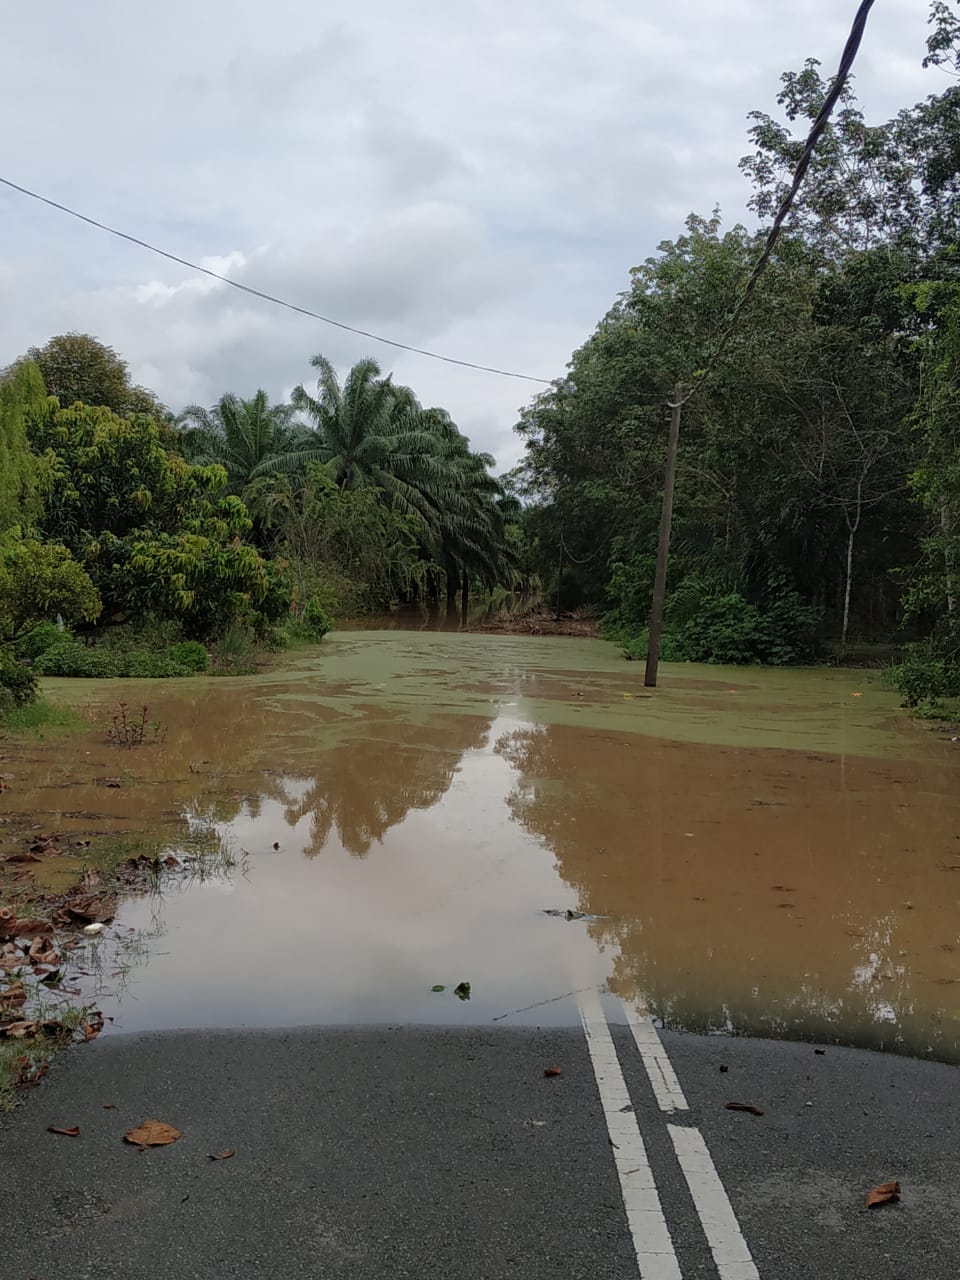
[644,385,683,688]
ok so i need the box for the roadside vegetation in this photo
[3,9,960,721]
[1,337,528,717]
[509,10,960,714]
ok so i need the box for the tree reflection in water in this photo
[496,721,960,1064]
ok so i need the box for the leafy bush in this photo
[0,649,38,708]
[755,580,821,666]
[887,653,960,707]
[619,628,685,663]
[210,622,258,676]
[608,576,822,666]
[166,640,209,673]
[34,638,116,678]
[300,594,332,641]
[123,652,192,679]
[13,622,67,662]
[32,631,204,679]
[674,592,763,664]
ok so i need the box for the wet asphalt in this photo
[2,1024,958,1280]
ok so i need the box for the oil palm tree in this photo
[261,356,467,540]
[176,390,312,491]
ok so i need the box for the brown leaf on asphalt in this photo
[123,1119,182,1150]
[543,1066,562,1078]
[162,855,181,868]
[866,1180,901,1208]
[47,1125,80,1137]
[0,943,24,970]
[725,1102,765,1116]
[208,1149,236,1160]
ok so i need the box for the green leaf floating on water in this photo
[431,985,446,993]
[454,981,471,1001]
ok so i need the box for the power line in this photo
[0,175,552,386]
[645,0,878,690]
[679,0,877,406]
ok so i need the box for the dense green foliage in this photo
[0,335,520,708]
[10,333,166,419]
[512,8,960,703]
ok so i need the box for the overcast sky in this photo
[0,1,946,469]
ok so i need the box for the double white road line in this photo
[577,987,759,1280]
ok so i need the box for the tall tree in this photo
[176,390,310,491]
[0,361,43,533]
[10,333,166,418]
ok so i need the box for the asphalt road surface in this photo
[2,997,958,1279]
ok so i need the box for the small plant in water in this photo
[105,703,167,749]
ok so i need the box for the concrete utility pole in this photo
[644,386,682,688]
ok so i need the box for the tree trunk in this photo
[461,568,469,613]
[446,567,459,605]
[841,524,856,658]
[644,387,683,688]
[944,501,956,620]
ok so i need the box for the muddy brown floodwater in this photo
[2,630,959,1062]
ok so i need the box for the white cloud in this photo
[0,1,946,469]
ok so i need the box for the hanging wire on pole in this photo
[643,0,878,688]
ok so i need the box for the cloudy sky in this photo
[0,1,946,468]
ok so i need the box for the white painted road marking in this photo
[623,1001,690,1113]
[578,986,682,1279]
[669,1125,760,1280]
[578,989,760,1278]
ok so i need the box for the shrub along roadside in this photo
[886,650,960,714]
[603,578,821,667]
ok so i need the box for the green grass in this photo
[0,1007,87,1112]
[0,698,85,738]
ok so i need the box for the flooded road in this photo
[3,630,959,1061]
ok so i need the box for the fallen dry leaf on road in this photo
[123,1119,182,1150]
[47,1125,80,1137]
[208,1149,236,1160]
[725,1102,765,1116]
[0,942,24,970]
[866,1180,900,1208]
[543,1066,562,1078]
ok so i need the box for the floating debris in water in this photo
[542,908,606,922]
